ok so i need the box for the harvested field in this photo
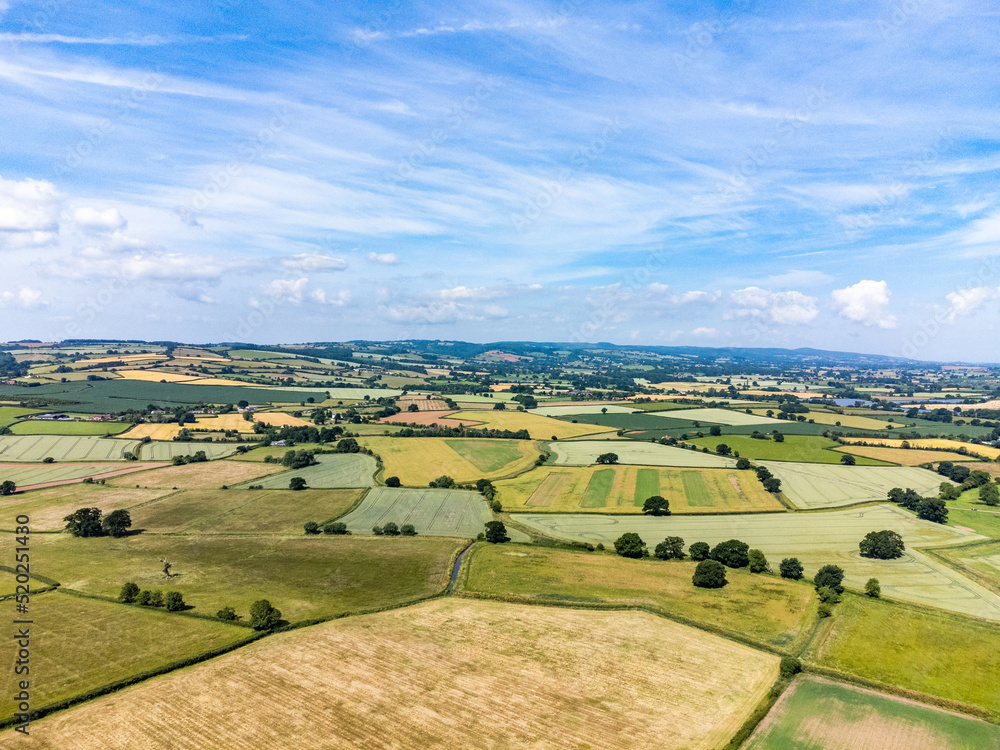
[744,675,1000,749]
[378,409,482,427]
[461,544,816,649]
[513,505,1000,620]
[121,413,258,440]
[550,439,736,468]
[688,434,889,465]
[0,461,159,490]
[0,435,142,462]
[760,462,947,509]
[252,411,311,428]
[835,445,975,466]
[496,465,783,513]
[6,599,780,750]
[0,484,173,531]
[107,460,284,489]
[395,395,451,411]
[232,454,376,489]
[531,404,638,416]
[339,486,506,538]
[656,407,784,426]
[450,409,608,438]
[8,420,132,435]
[359,436,541,485]
[115,369,193,382]
[118,422,185,440]
[137,441,252,461]
[0,591,245,722]
[839,437,1000,461]
[959,462,1000,479]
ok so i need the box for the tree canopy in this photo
[641,495,670,516]
[859,529,905,559]
[692,559,727,588]
[613,532,648,559]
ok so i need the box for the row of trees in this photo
[119,583,186,611]
[64,508,132,537]
[886,488,948,523]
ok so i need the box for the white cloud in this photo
[384,300,460,324]
[368,252,398,264]
[0,287,44,308]
[646,283,720,305]
[71,207,127,233]
[0,175,61,246]
[831,280,896,329]
[728,287,819,325]
[962,210,1000,245]
[264,278,309,305]
[944,286,1000,322]
[281,253,347,272]
[691,326,718,337]
[311,288,351,306]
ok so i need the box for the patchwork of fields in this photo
[0,483,173,531]
[836,445,976,465]
[4,599,780,750]
[450,409,609,438]
[759,462,948,509]
[550,439,737,468]
[0,461,158,489]
[106,459,284,489]
[495,465,784,513]
[232,453,376,489]
[136,441,252,461]
[688,434,890,464]
[7,420,132,435]
[839,437,1000,460]
[0,435,142,461]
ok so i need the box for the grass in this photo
[28,533,462,624]
[807,594,1000,719]
[550,439,736,468]
[7,420,132,436]
[358,436,541,485]
[0,591,246,722]
[443,438,523,472]
[512,505,1000,621]
[835,445,975,466]
[760,462,947,509]
[0,406,44,426]
[232,454,376,489]
[459,543,816,650]
[450,409,609,438]
[745,675,1000,749]
[0,484,174,531]
[932,540,1000,594]
[0,435,142,462]
[7,598,780,750]
[948,508,1000,539]
[688,434,891,465]
[340,487,498,538]
[496,465,784,513]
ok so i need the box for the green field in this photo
[495,465,784,513]
[233,454,376,489]
[0,591,246,722]
[27,533,462,624]
[760,462,947,509]
[745,675,1000,749]
[0,435,143,461]
[0,483,174,531]
[459,544,816,650]
[550,439,736,468]
[444,438,524,472]
[339,487,511,539]
[513,505,1000,621]
[807,595,1000,719]
[932,540,1000,594]
[137,441,253,461]
[0,406,44,426]
[948,508,1000,539]
[8,420,132,435]
[688,434,890,464]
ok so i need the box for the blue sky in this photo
[0,1,998,361]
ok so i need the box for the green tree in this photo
[779,656,802,679]
[814,564,845,593]
[136,590,153,606]
[385,476,401,487]
[613,532,648,559]
[217,606,239,621]
[859,530,905,559]
[147,589,164,607]
[63,507,104,537]
[865,578,881,598]
[940,483,961,502]
[735,457,751,470]
[689,541,710,561]
[779,557,804,580]
[289,476,307,491]
[102,509,132,538]
[772,432,784,443]
[304,521,320,534]
[372,525,384,535]
[429,475,455,488]
[0,480,16,496]
[484,520,509,543]
[322,521,350,535]
[596,452,619,465]
[710,539,750,568]
[748,548,769,573]
[715,443,732,456]
[641,495,670,516]
[653,536,685,560]
[762,477,782,493]
[118,582,140,603]
[692,559,727,588]
[709,425,722,437]
[817,586,841,604]
[980,483,999,507]
[164,591,185,612]
[840,453,856,466]
[916,497,948,524]
[249,599,282,630]
[492,402,506,410]
[382,521,400,536]
[400,524,417,536]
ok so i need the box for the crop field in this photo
[779,409,897,430]
[839,437,1000,460]
[958,462,1000,479]
[253,411,312,428]
[396,395,451,411]
[7,419,132,435]
[7,598,780,750]
[0,591,246,723]
[899,420,997,439]
[379,409,483,427]
[933,540,1000,593]
[121,413,257,440]
[0,461,159,489]
[744,676,1000,749]
[0,406,44,426]
[835,445,975,466]
[808,595,1000,718]
[0,483,172,531]
[340,487,500,538]
[118,422,184,440]
[759,462,947,509]
[572,412,834,439]
[115,369,199,382]
[358,436,541,485]
[461,544,816,649]
[688,434,890,465]
[653,407,784,426]
[137,441,251,461]
[233,454,376,489]
[103,460,279,489]
[28,533,461,624]
[495,465,784,513]
[530,403,638,416]
[0,435,143,461]
[450,409,608,438]
[513,505,1000,620]
[550,439,737,468]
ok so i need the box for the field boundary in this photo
[923,540,1000,596]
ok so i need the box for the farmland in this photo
[106,459,284,489]
[137,441,252,461]
[688,434,890,464]
[232,454,376,489]
[0,483,173,531]
[496,464,783,513]
[835,445,975,466]
[550,439,737,467]
[450,409,609,438]
[0,461,158,489]
[253,411,312,428]
[512,505,1000,620]
[0,435,142,461]
[531,403,639,416]
[358,436,541,485]
[0,406,44,426]
[339,487,504,538]
[0,592,246,723]
[7,420,132,435]
[460,543,816,649]
[5,599,780,750]
[651,407,784,426]
[932,540,1000,593]
[840,437,1000,460]
[745,675,1000,749]
[759,462,947,509]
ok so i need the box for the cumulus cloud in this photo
[728,286,819,324]
[263,278,309,305]
[831,280,896,328]
[311,288,351,306]
[691,326,718,337]
[281,253,346,272]
[0,175,61,247]
[72,207,127,234]
[944,286,1000,322]
[0,287,44,308]
[368,252,398,264]
[647,283,720,305]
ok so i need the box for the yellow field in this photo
[115,370,196,383]
[451,409,607,439]
[495,464,784,513]
[198,413,257,431]
[359,436,542,485]
[835,445,975,466]
[119,423,183,440]
[840,437,1000,460]
[253,411,311,427]
[120,412,258,440]
[76,354,168,365]
[106,460,286,489]
[397,396,451,411]
[7,598,779,750]
[750,408,895,430]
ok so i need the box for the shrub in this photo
[779,557,804,580]
[614,532,648,559]
[118,582,140,604]
[484,520,509,543]
[692,559,727,588]
[814,564,845,593]
[382,521,400,536]
[400,524,417,536]
[304,521,320,534]
[710,539,750,568]
[779,656,802,679]
[859,530,905,559]
[817,586,841,604]
[595,452,619,464]
[385,476,401,487]
[136,590,152,606]
[762,477,782,493]
[429,475,455,488]
[289,477,307,491]
[146,590,164,608]
[322,522,349,535]
[372,525,384,536]
[217,606,239,622]
[249,599,282,630]
[653,536,685,560]
[748,548,769,573]
[817,603,833,618]
[689,542,710,561]
[865,578,881,598]
[735,457,751,470]
[164,591,185,612]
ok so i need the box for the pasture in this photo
[948,508,1000,539]
[340,487,502,538]
[550,439,737,468]
[495,465,784,513]
[0,484,173,531]
[512,505,1000,620]
[450,409,608,438]
[0,591,245,723]
[0,462,158,489]
[808,595,1000,718]
[0,406,44,426]
[107,459,283,489]
[461,543,816,649]
[7,420,132,436]
[759,462,947,509]
[233,454,376,489]
[6,599,780,750]
[359,436,541,485]
[745,675,1000,749]
[0,435,142,462]
[835,445,974,466]
[688,434,889,464]
[28,533,461,624]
